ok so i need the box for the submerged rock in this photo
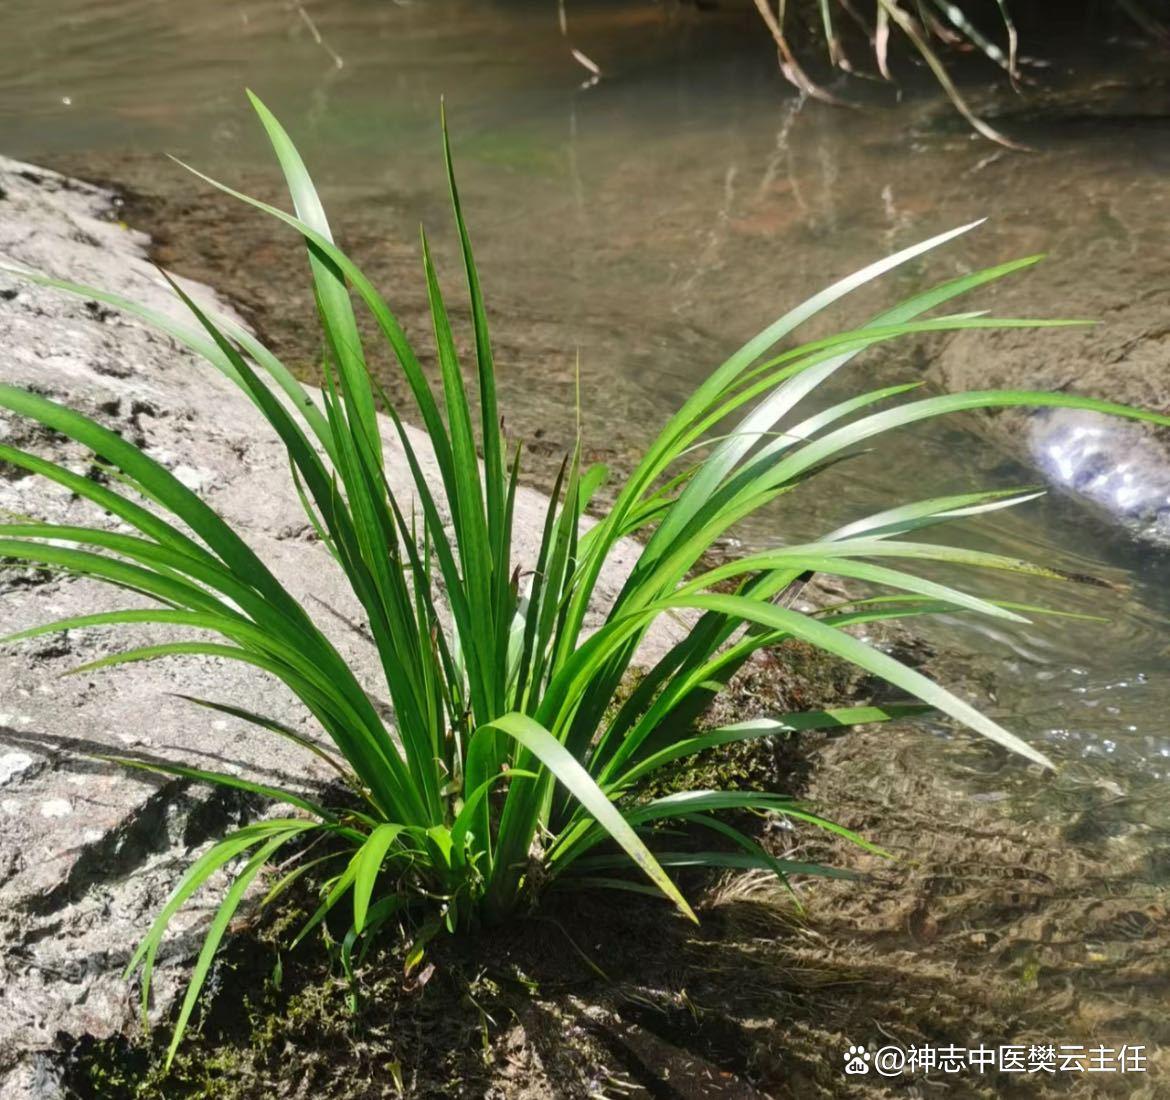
[1029,408,1170,542]
[932,268,1170,544]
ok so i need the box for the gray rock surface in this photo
[0,157,686,1096]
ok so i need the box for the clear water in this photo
[1,0,1169,833]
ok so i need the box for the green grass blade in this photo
[164,831,297,1068]
[441,101,505,561]
[825,488,1045,541]
[572,851,856,878]
[246,91,380,464]
[0,265,336,459]
[419,227,495,709]
[172,694,357,788]
[669,593,1054,767]
[608,705,930,792]
[99,753,335,821]
[764,390,1170,498]
[0,386,313,630]
[127,820,314,1019]
[474,713,698,923]
[352,824,406,934]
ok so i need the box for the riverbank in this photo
[2,157,1167,1099]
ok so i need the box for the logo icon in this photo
[844,1045,871,1075]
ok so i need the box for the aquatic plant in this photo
[1,92,1167,1065]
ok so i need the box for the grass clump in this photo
[2,91,1168,1067]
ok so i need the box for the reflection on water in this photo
[1,1,1169,830]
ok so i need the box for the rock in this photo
[0,155,687,1095]
[0,752,35,786]
[931,254,1170,544]
[1027,408,1170,542]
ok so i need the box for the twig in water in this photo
[294,2,344,70]
[570,47,602,90]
